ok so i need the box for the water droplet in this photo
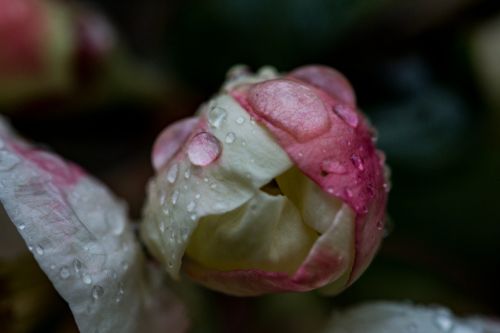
[208,106,227,128]
[225,132,236,144]
[73,259,82,273]
[115,284,124,303]
[195,193,201,200]
[332,104,359,127]
[210,183,217,189]
[241,139,247,147]
[159,191,166,205]
[166,164,178,183]
[326,187,334,194]
[91,285,104,300]
[82,274,92,285]
[162,206,170,216]
[18,224,25,230]
[159,222,165,233]
[321,159,347,174]
[187,132,222,166]
[184,167,191,179]
[434,313,453,331]
[171,190,179,205]
[190,214,197,221]
[376,219,384,231]
[345,188,353,198]
[50,264,56,270]
[350,153,364,171]
[60,266,71,279]
[235,117,245,125]
[35,245,44,255]
[298,152,304,158]
[186,201,196,212]
[249,80,330,141]
[28,245,33,252]
[203,177,209,183]
[121,261,129,271]
[0,151,20,171]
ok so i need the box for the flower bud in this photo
[141,65,389,296]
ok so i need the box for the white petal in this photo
[324,301,500,333]
[0,116,187,333]
[141,94,293,278]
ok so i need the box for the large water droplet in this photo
[321,159,347,174]
[332,104,359,127]
[60,266,71,279]
[248,79,330,142]
[0,151,20,171]
[35,245,44,255]
[187,132,222,166]
[208,106,227,128]
[91,285,104,300]
[225,132,236,144]
[166,164,178,183]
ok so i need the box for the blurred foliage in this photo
[2,0,500,332]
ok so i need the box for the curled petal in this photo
[0,116,188,333]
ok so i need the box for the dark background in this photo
[2,0,500,332]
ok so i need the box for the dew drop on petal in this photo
[187,132,222,166]
[235,116,245,125]
[171,190,179,205]
[166,163,178,183]
[91,285,104,300]
[186,201,196,212]
[350,153,364,171]
[35,245,44,255]
[73,259,82,273]
[184,167,191,179]
[190,214,197,221]
[208,106,227,128]
[18,224,25,230]
[60,266,71,279]
[321,159,347,174]
[82,274,92,285]
[434,313,453,332]
[159,222,165,233]
[225,132,236,144]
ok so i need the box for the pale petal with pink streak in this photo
[0,116,188,333]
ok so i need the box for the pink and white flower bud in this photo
[141,65,390,296]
